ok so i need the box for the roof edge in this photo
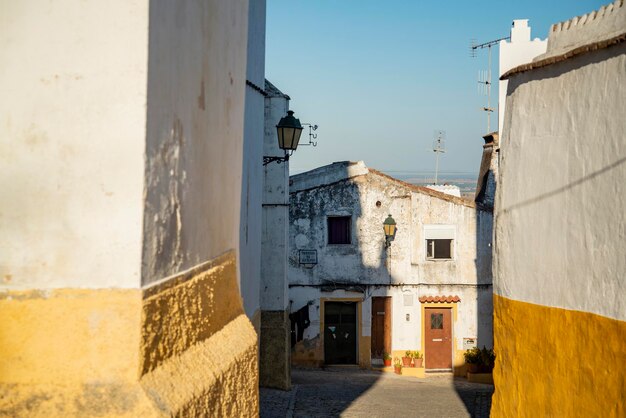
[367,169,480,210]
[501,31,626,80]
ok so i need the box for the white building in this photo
[241,0,266,339]
[493,2,626,416]
[259,80,293,389]
[498,20,547,134]
[287,161,493,374]
[425,184,461,197]
[0,1,260,415]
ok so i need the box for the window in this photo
[424,225,455,260]
[328,216,351,244]
[431,313,443,329]
[426,239,453,259]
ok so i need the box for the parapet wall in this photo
[539,0,625,60]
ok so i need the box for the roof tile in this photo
[419,295,461,303]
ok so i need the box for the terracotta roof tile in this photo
[419,295,461,303]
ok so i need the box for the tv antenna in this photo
[470,36,509,133]
[432,130,446,185]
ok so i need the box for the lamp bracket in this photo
[263,154,289,166]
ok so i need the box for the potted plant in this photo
[402,351,412,367]
[480,346,496,373]
[383,352,392,367]
[393,357,402,375]
[411,350,423,368]
[464,347,481,373]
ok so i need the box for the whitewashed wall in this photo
[142,1,249,285]
[288,161,494,356]
[290,285,491,355]
[0,0,148,289]
[498,20,546,135]
[261,84,290,312]
[0,1,251,292]
[497,18,626,321]
[240,0,266,318]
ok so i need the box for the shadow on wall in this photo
[452,203,495,416]
[289,164,402,370]
[285,162,496,416]
[285,163,387,414]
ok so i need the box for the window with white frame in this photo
[424,225,455,260]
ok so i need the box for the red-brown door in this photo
[371,297,391,358]
[424,308,452,369]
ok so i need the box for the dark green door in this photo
[324,302,357,364]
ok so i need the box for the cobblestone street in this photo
[261,368,494,418]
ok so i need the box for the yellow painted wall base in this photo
[492,295,626,418]
[375,366,426,378]
[0,251,259,417]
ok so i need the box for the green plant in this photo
[405,350,412,358]
[393,357,402,368]
[464,347,481,364]
[383,352,392,361]
[464,346,496,371]
[410,350,423,359]
[480,346,496,370]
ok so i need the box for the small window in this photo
[426,239,453,259]
[431,313,443,329]
[328,216,351,244]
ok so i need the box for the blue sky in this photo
[266,0,606,176]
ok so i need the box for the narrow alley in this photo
[1,1,623,417]
[261,368,493,418]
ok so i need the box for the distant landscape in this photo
[381,171,479,199]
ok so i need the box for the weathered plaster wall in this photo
[240,0,266,321]
[289,162,494,367]
[0,251,259,417]
[261,85,290,312]
[142,0,249,285]
[289,285,491,371]
[259,81,291,389]
[493,3,626,415]
[0,1,260,415]
[498,20,546,135]
[496,47,626,320]
[0,0,148,289]
[289,163,492,290]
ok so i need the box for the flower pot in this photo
[413,358,423,368]
[394,366,402,375]
[402,356,412,367]
[383,359,392,367]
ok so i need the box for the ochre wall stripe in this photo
[492,295,626,418]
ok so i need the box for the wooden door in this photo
[371,297,391,358]
[324,302,357,364]
[424,308,452,370]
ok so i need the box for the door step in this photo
[425,368,453,373]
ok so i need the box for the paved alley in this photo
[260,368,493,418]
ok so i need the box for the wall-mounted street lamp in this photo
[383,214,397,248]
[263,110,303,166]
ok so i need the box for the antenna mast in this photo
[470,36,509,133]
[432,130,446,185]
